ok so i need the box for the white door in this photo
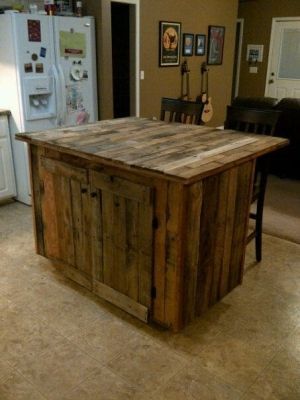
[53,16,98,126]
[265,18,300,99]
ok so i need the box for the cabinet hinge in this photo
[151,286,157,299]
[152,217,159,230]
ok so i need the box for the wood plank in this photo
[137,192,153,307]
[29,145,45,256]
[183,181,203,325]
[218,167,238,298]
[164,182,186,331]
[229,161,255,290]
[209,170,231,306]
[41,170,60,259]
[90,170,152,203]
[41,156,88,183]
[91,188,104,283]
[55,260,92,291]
[55,175,75,266]
[93,281,149,322]
[125,198,140,302]
[195,175,220,315]
[152,180,168,325]
[70,180,92,276]
[102,190,115,287]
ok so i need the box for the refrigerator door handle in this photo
[57,64,67,126]
[51,64,63,126]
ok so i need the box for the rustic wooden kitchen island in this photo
[17,118,288,331]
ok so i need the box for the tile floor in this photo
[0,201,300,400]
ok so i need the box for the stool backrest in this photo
[160,97,204,125]
[224,106,281,136]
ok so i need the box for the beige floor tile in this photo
[14,340,103,399]
[0,370,46,400]
[107,339,188,394]
[1,316,69,368]
[71,317,153,365]
[152,363,242,400]
[0,359,15,383]
[1,198,300,400]
[58,367,139,400]
[191,331,273,392]
[242,349,300,400]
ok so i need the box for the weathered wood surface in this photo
[17,117,288,184]
[21,118,289,331]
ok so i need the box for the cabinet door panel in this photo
[41,158,92,283]
[91,170,154,320]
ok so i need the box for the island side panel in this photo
[28,144,45,256]
[183,160,255,325]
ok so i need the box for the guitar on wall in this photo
[179,59,191,101]
[196,62,213,123]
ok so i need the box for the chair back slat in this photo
[160,97,204,125]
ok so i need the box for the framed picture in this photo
[195,34,206,56]
[159,21,181,67]
[182,33,194,56]
[207,25,225,65]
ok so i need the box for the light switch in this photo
[249,66,258,74]
[140,70,145,80]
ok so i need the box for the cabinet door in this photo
[40,156,92,289]
[90,170,154,322]
[0,115,16,201]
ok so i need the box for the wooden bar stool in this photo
[160,97,204,125]
[224,106,281,261]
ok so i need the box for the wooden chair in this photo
[160,97,204,125]
[224,106,281,262]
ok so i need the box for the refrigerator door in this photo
[8,14,59,204]
[13,13,58,130]
[53,16,98,127]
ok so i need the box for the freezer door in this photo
[13,13,58,129]
[53,16,98,126]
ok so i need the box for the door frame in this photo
[111,0,140,117]
[265,16,300,96]
[232,18,244,99]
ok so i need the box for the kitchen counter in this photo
[17,117,288,330]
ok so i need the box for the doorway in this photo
[265,17,300,99]
[111,0,139,118]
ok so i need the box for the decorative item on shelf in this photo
[207,25,225,65]
[159,21,181,67]
[182,33,194,57]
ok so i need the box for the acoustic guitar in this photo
[179,60,191,101]
[196,62,213,123]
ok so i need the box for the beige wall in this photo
[0,0,238,126]
[86,0,238,126]
[238,0,300,98]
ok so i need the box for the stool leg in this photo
[255,158,269,262]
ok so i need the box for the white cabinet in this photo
[0,111,16,201]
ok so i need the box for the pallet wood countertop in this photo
[17,117,288,331]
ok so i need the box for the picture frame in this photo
[182,33,194,56]
[195,34,206,56]
[207,25,225,65]
[159,21,181,67]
